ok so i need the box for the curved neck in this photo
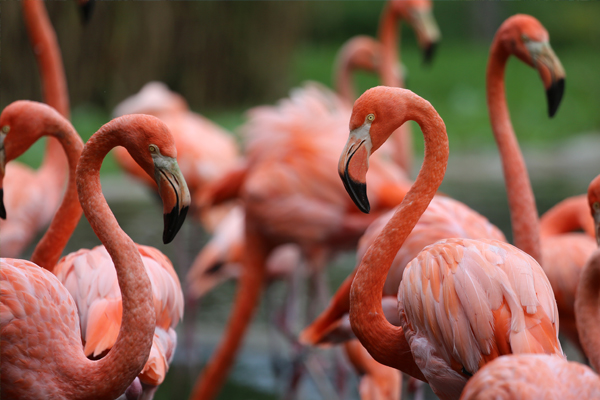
[189,218,268,400]
[22,0,69,184]
[67,124,155,400]
[378,5,402,88]
[540,195,595,239]
[377,6,412,174]
[487,41,541,263]
[335,48,358,104]
[30,119,83,271]
[350,92,447,382]
[575,248,600,372]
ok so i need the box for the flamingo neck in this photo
[22,0,70,194]
[377,6,413,174]
[540,195,595,239]
[350,91,447,382]
[378,5,402,88]
[189,218,268,400]
[335,48,358,104]
[66,124,155,400]
[30,119,83,271]
[487,41,541,263]
[575,248,600,372]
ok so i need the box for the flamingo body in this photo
[400,238,563,399]
[459,354,600,399]
[54,244,183,387]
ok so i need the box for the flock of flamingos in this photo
[1,0,599,399]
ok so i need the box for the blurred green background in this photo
[2,1,599,172]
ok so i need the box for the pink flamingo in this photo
[334,0,441,174]
[112,81,239,230]
[0,0,70,257]
[0,101,190,399]
[339,86,563,400]
[483,14,597,356]
[459,175,600,399]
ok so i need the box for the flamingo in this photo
[334,0,441,174]
[483,14,597,354]
[112,81,239,230]
[0,104,190,399]
[0,101,190,399]
[459,175,600,399]
[189,82,410,400]
[339,86,563,400]
[0,0,69,258]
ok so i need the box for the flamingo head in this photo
[340,36,382,73]
[389,0,440,65]
[0,101,70,220]
[495,14,565,117]
[339,86,411,213]
[118,115,191,243]
[588,174,600,245]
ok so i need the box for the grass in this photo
[14,40,599,173]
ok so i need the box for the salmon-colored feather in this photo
[54,244,183,385]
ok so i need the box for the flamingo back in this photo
[54,245,183,362]
[400,238,563,399]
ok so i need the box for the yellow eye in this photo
[521,34,530,43]
[367,114,375,122]
[594,202,600,211]
[1,125,10,134]
[149,144,157,153]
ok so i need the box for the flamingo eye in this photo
[593,202,600,211]
[149,144,158,154]
[521,34,531,44]
[1,126,9,134]
[366,114,375,122]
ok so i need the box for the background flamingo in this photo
[1,109,190,399]
[483,14,598,357]
[0,0,70,258]
[458,175,600,399]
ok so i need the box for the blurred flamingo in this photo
[0,101,191,400]
[340,85,563,400]
[484,14,596,355]
[334,0,441,174]
[459,175,600,400]
[112,81,239,230]
[0,0,70,258]
[189,83,410,400]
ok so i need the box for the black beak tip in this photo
[0,188,5,220]
[79,0,95,24]
[422,42,438,66]
[546,78,565,118]
[341,171,370,214]
[162,205,189,244]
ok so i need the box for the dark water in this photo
[18,154,595,400]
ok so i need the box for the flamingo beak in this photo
[410,8,441,66]
[154,156,190,244]
[77,0,95,24]
[338,125,373,214]
[527,41,565,118]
